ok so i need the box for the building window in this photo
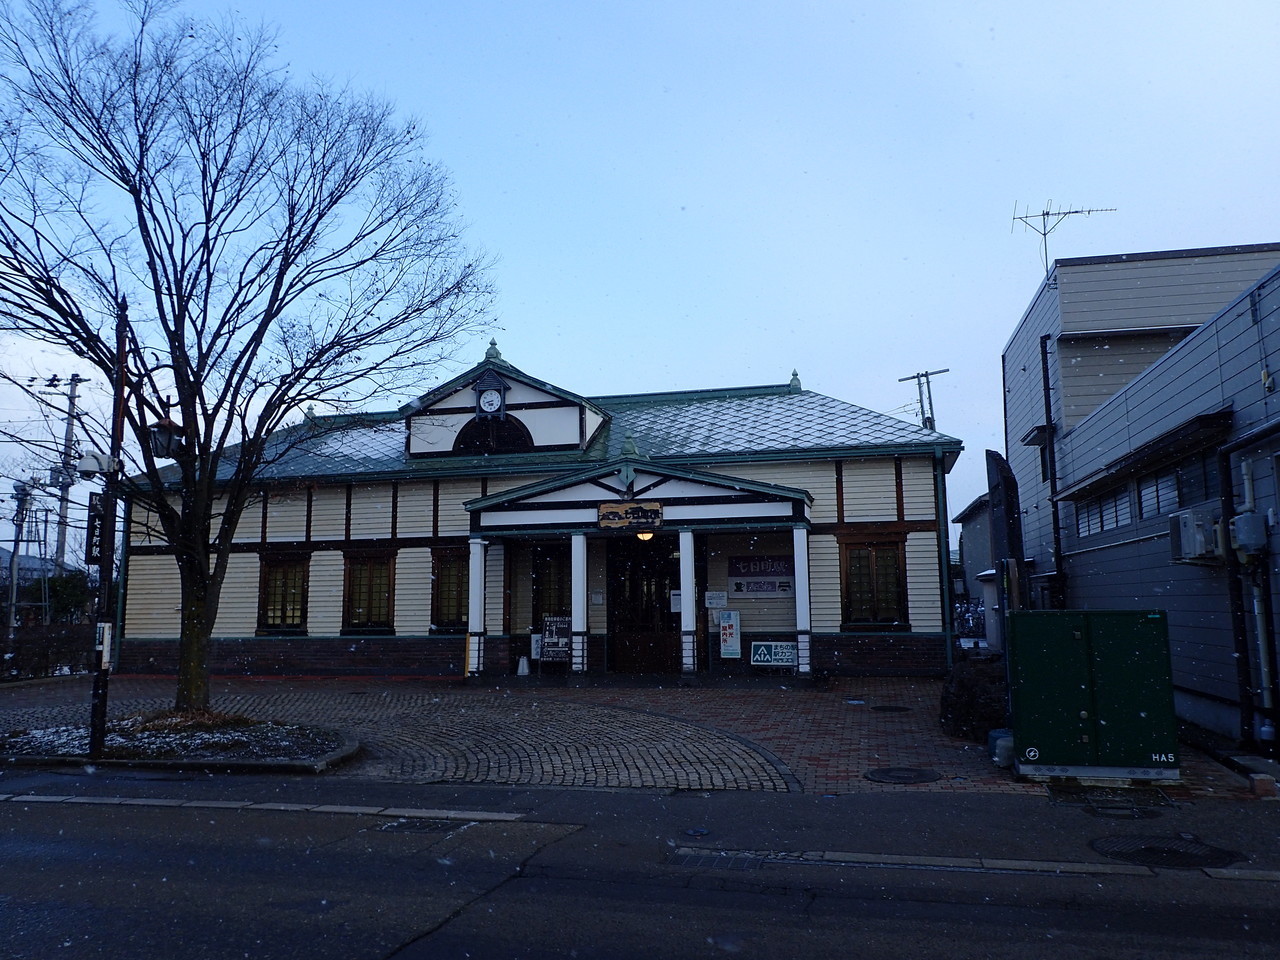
[1138,470,1178,519]
[344,553,394,634]
[1075,487,1131,538]
[842,541,907,630]
[431,548,468,633]
[258,555,308,634]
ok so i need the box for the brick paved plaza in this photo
[0,674,1255,799]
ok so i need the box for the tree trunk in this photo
[173,557,214,713]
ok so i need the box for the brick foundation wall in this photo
[118,635,467,677]
[811,632,947,676]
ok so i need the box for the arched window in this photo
[453,415,535,454]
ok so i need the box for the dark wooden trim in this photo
[391,481,399,539]
[128,534,474,557]
[895,457,905,521]
[305,486,314,542]
[815,520,936,538]
[835,461,845,525]
[260,494,268,544]
[344,484,353,540]
[432,480,440,539]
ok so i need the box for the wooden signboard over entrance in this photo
[598,501,663,530]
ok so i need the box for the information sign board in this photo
[749,641,798,667]
[541,616,572,663]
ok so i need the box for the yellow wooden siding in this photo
[705,532,797,632]
[310,487,346,540]
[129,506,166,546]
[900,458,937,521]
[212,553,260,636]
[808,534,842,632]
[906,532,942,631]
[588,540,607,634]
[350,484,392,539]
[123,555,181,638]
[230,495,262,542]
[843,460,897,521]
[395,547,432,635]
[484,543,505,635]
[438,479,482,535]
[308,552,344,635]
[509,546,533,632]
[397,482,434,537]
[265,492,307,541]
[704,461,837,524]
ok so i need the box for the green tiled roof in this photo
[194,376,961,488]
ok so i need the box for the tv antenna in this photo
[1013,202,1116,272]
[898,368,949,431]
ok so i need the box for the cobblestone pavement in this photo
[0,674,1256,798]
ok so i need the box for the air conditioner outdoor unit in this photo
[1170,509,1218,562]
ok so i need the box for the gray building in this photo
[1001,243,1280,745]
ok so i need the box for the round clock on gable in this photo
[478,388,503,414]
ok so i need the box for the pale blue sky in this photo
[7,0,1280,524]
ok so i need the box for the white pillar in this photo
[793,526,812,674]
[680,529,696,673]
[571,533,588,672]
[467,538,487,675]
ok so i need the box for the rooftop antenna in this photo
[897,368,949,430]
[1013,202,1116,272]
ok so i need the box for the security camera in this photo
[76,452,119,478]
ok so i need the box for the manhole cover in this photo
[870,705,912,713]
[865,767,942,784]
[1090,834,1245,869]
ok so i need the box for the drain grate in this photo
[865,767,942,784]
[376,819,457,834]
[670,852,766,871]
[1090,834,1245,869]
[1049,784,1175,819]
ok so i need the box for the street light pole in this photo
[88,297,127,760]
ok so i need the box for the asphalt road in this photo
[2,766,1278,959]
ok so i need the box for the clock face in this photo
[478,389,502,413]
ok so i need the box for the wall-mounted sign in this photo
[599,501,663,529]
[541,616,572,663]
[729,555,795,596]
[719,610,741,658]
[704,591,728,608]
[750,641,798,667]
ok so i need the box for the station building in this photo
[119,342,963,679]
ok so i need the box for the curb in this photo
[0,734,362,775]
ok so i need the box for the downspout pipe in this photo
[1040,334,1064,605]
[1217,415,1280,747]
[934,449,954,669]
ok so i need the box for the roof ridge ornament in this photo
[620,432,643,458]
[790,369,802,393]
[485,338,502,361]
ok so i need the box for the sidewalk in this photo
[0,673,1262,799]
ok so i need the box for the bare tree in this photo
[0,0,492,710]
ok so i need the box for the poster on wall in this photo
[541,616,572,663]
[719,610,741,658]
[728,556,795,596]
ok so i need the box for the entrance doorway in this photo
[607,535,680,673]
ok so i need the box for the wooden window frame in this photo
[257,553,309,636]
[840,538,909,632]
[342,550,396,635]
[430,547,468,634]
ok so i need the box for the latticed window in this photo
[344,553,394,633]
[842,541,907,629]
[431,548,468,633]
[258,555,308,634]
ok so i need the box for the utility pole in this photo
[6,480,31,657]
[897,369,949,431]
[36,374,89,569]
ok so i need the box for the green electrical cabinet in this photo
[1006,610,1180,781]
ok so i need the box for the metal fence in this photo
[2,625,96,681]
